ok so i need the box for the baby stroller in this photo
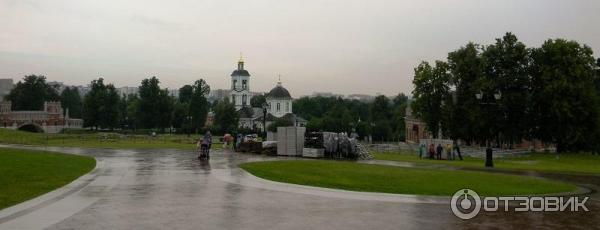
[197,140,210,160]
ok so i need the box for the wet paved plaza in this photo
[0,146,598,230]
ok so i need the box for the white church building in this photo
[265,81,293,117]
[230,57,251,110]
[227,57,306,131]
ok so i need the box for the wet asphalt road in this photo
[0,146,598,230]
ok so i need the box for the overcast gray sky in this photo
[0,0,599,97]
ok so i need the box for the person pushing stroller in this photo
[197,131,212,160]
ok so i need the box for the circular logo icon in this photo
[451,188,481,220]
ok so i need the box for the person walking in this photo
[445,143,452,160]
[436,144,443,160]
[203,131,212,149]
[419,143,426,159]
[453,141,463,160]
[235,133,243,151]
[428,143,435,159]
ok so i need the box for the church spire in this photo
[277,74,282,86]
[238,53,244,70]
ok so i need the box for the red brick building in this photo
[0,101,83,133]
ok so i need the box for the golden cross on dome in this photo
[239,52,244,62]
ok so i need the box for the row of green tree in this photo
[5,75,241,134]
[5,75,82,117]
[83,76,240,134]
[7,75,416,140]
[293,94,408,141]
[411,32,600,152]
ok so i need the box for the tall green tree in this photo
[156,89,174,130]
[321,103,353,133]
[250,93,267,107]
[213,98,239,134]
[391,93,408,140]
[530,39,599,152]
[5,75,60,110]
[371,95,391,121]
[125,94,139,130]
[370,95,394,141]
[117,94,128,129]
[101,85,120,129]
[172,101,188,130]
[595,58,600,92]
[293,96,339,120]
[481,32,531,146]
[82,78,120,130]
[188,79,210,133]
[137,76,173,129]
[392,93,408,108]
[178,85,193,103]
[306,117,323,132]
[83,78,105,129]
[411,61,451,138]
[447,43,485,143]
[137,77,160,129]
[60,87,82,118]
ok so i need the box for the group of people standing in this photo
[419,142,463,160]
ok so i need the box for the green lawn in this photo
[240,160,577,196]
[373,151,600,175]
[0,129,223,150]
[0,148,96,210]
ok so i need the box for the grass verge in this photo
[0,147,96,210]
[239,160,577,196]
[373,151,600,175]
[0,128,222,150]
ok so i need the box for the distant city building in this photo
[311,92,343,98]
[345,94,376,102]
[117,86,138,96]
[168,88,178,98]
[47,81,66,93]
[0,79,14,99]
[72,85,90,96]
[207,89,231,102]
[308,92,378,102]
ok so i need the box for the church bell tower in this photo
[230,55,252,110]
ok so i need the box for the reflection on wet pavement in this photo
[0,145,597,230]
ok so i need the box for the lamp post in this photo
[475,91,502,168]
[124,116,129,135]
[350,117,360,140]
[370,122,375,144]
[262,102,268,139]
[186,116,192,138]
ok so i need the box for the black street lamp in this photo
[124,116,129,135]
[186,116,192,138]
[262,102,268,139]
[475,91,502,168]
[475,91,502,105]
